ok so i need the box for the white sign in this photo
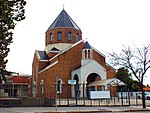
[68,80,76,85]
[90,91,110,99]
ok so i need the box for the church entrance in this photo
[86,73,101,97]
[73,74,80,97]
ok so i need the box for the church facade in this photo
[32,10,116,98]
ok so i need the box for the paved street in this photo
[0,106,150,113]
[94,111,150,113]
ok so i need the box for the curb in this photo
[23,109,150,113]
[36,109,150,113]
[98,108,150,112]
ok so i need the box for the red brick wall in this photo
[32,53,49,81]
[47,51,59,59]
[45,28,82,46]
[32,53,38,83]
[92,50,116,79]
[28,77,32,97]
[105,65,116,79]
[32,41,116,98]
[92,50,105,67]
[32,53,38,97]
[50,57,58,64]
[32,52,49,97]
[37,42,84,98]
[39,61,49,71]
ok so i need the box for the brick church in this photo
[32,9,116,98]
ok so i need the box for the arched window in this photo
[58,32,62,41]
[76,33,79,42]
[40,80,44,94]
[57,79,62,93]
[85,50,87,58]
[88,50,91,58]
[68,32,72,40]
[50,33,52,42]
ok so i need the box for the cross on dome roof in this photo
[47,10,81,31]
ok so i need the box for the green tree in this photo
[116,67,132,85]
[132,80,140,91]
[0,0,26,82]
[116,67,140,91]
[109,44,150,108]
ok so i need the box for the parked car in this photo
[136,92,150,99]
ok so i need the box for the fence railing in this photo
[0,96,150,107]
[1,85,150,107]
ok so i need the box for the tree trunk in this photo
[141,84,146,108]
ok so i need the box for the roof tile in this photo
[47,10,81,31]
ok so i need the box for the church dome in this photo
[45,10,82,48]
[47,10,81,31]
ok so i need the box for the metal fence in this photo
[1,95,150,107]
[0,84,150,107]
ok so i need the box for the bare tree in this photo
[109,44,150,108]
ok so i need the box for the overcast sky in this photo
[6,0,150,85]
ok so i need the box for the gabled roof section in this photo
[49,40,84,61]
[47,10,81,31]
[36,51,49,61]
[10,76,30,84]
[83,41,91,49]
[91,46,105,58]
[51,47,60,51]
[87,78,126,87]
[49,39,106,62]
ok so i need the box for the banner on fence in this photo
[90,91,110,99]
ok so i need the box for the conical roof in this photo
[47,10,81,31]
[84,41,91,49]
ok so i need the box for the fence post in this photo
[128,88,130,106]
[75,84,77,106]
[117,85,119,102]
[121,89,123,106]
[126,85,128,103]
[21,84,22,98]
[136,92,138,106]
[67,85,69,106]
[83,83,85,106]
[99,99,100,106]
[114,95,115,106]
[9,84,12,106]
[12,84,14,98]
[90,99,92,106]
[110,85,112,100]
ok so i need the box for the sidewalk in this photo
[0,106,150,113]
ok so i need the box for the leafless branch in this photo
[108,43,150,84]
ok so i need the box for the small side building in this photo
[0,75,30,97]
